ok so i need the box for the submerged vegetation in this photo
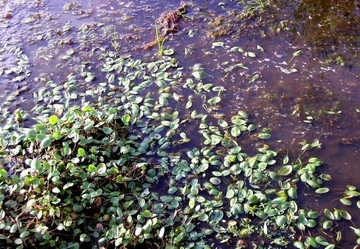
[2,0,360,249]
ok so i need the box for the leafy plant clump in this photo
[1,49,360,249]
[0,106,165,248]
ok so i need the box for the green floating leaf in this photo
[320,174,332,181]
[159,226,165,238]
[339,198,352,206]
[14,238,22,245]
[207,96,221,105]
[218,119,228,128]
[77,148,86,157]
[340,210,352,220]
[160,196,173,203]
[278,165,292,176]
[102,127,113,135]
[315,236,329,246]
[210,177,221,185]
[211,209,224,222]
[53,130,61,140]
[192,70,204,80]
[168,187,177,195]
[25,129,37,140]
[10,224,17,233]
[121,114,131,125]
[287,187,298,199]
[293,241,305,249]
[306,219,317,228]
[231,126,241,137]
[307,210,319,219]
[0,169,8,179]
[276,215,287,227]
[324,245,335,249]
[211,134,222,145]
[40,135,52,149]
[271,196,287,204]
[315,187,329,194]
[189,197,196,209]
[258,133,271,140]
[198,213,209,222]
[31,158,41,170]
[247,51,256,57]
[306,237,318,248]
[283,155,289,164]
[345,189,360,197]
[212,41,224,47]
[226,189,235,199]
[322,220,333,229]
[324,209,334,220]
[269,171,281,181]
[163,48,174,55]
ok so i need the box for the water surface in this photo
[2,0,360,247]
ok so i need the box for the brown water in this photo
[2,0,360,247]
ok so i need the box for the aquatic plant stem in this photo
[155,23,166,56]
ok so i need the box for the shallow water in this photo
[2,0,360,246]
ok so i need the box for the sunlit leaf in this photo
[231,126,241,137]
[159,227,165,238]
[10,224,17,233]
[212,42,224,47]
[163,48,174,55]
[40,136,52,149]
[283,155,289,164]
[271,196,287,204]
[278,165,292,176]
[322,220,333,229]
[192,70,204,80]
[276,215,287,227]
[324,209,334,220]
[258,133,271,140]
[287,187,298,199]
[210,177,221,185]
[315,187,330,194]
[339,210,351,220]
[293,241,305,249]
[211,134,222,145]
[247,51,256,57]
[207,96,221,105]
[49,115,59,125]
[198,213,209,221]
[218,119,228,128]
[306,237,318,248]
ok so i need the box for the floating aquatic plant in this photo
[1,3,360,247]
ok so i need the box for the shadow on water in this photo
[2,0,360,247]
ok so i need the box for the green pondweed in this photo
[155,22,166,56]
[2,49,360,249]
[111,26,120,53]
[238,0,270,18]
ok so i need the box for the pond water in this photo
[2,0,360,247]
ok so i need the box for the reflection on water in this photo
[2,0,360,246]
[291,0,360,65]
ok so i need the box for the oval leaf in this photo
[40,136,52,149]
[315,187,330,194]
[278,165,292,176]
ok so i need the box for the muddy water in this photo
[2,0,360,246]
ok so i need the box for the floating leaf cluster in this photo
[1,39,360,249]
